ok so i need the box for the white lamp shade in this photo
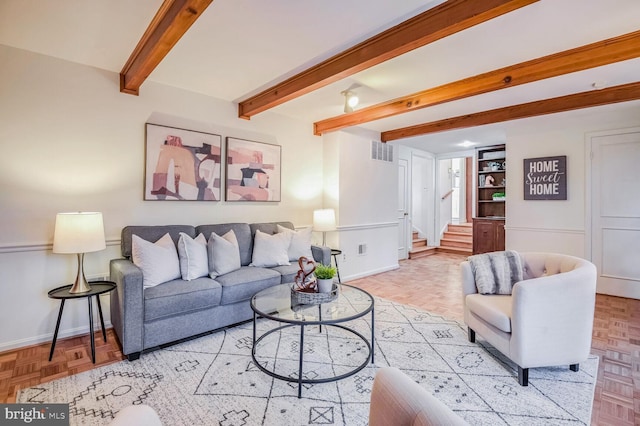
[313,209,336,232]
[53,212,106,254]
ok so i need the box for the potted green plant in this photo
[314,264,336,293]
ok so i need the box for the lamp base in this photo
[69,253,92,293]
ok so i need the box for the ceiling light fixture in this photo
[459,140,476,147]
[341,90,359,113]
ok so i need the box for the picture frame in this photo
[144,123,222,201]
[225,137,281,202]
[523,155,567,200]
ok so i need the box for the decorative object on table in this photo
[53,212,106,294]
[313,208,336,245]
[293,256,317,292]
[492,192,505,201]
[314,263,337,293]
[484,175,494,187]
[523,155,567,200]
[144,123,222,201]
[225,137,281,202]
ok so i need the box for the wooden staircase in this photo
[437,223,473,255]
[408,231,437,259]
[408,223,473,260]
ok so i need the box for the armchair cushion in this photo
[465,294,512,333]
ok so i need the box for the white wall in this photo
[505,103,640,258]
[0,45,325,351]
[328,130,399,281]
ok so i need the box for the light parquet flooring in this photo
[1,253,638,425]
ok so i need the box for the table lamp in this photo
[53,212,106,293]
[313,209,336,246]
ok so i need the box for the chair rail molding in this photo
[0,239,121,254]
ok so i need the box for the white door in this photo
[590,129,640,299]
[411,154,434,244]
[398,159,409,260]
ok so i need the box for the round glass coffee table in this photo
[250,283,374,398]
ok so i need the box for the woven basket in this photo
[291,284,339,305]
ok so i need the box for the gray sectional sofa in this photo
[109,221,330,360]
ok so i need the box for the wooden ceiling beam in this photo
[380,81,640,141]
[120,0,213,96]
[238,0,539,119]
[314,30,640,135]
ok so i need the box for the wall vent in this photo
[358,243,367,256]
[371,141,393,163]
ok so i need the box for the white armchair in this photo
[369,367,469,426]
[461,252,597,386]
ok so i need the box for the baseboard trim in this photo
[342,263,399,282]
[0,322,113,353]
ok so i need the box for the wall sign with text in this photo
[523,155,567,200]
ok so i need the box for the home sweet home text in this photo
[523,156,567,200]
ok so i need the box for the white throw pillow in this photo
[208,230,242,278]
[251,229,292,267]
[132,233,181,288]
[277,224,313,261]
[177,233,208,281]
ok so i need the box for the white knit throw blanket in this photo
[468,250,524,295]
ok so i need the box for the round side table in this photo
[47,281,116,363]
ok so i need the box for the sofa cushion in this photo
[251,229,292,267]
[465,294,512,333]
[277,224,313,261]
[215,266,281,304]
[122,225,195,258]
[250,221,294,236]
[271,264,299,283]
[132,233,181,288]
[144,277,222,322]
[208,230,242,278]
[197,223,252,266]
[177,233,209,281]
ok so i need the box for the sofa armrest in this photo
[110,259,145,356]
[311,245,331,266]
[370,367,468,426]
[510,262,597,367]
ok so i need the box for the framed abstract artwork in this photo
[225,137,281,202]
[144,123,222,201]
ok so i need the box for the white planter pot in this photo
[317,278,334,293]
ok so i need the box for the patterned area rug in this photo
[18,297,598,425]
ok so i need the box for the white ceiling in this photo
[1,0,639,154]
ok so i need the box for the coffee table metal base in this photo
[251,313,374,398]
